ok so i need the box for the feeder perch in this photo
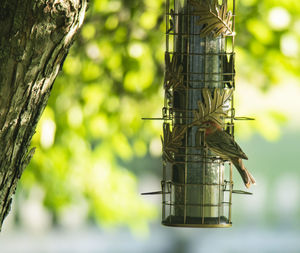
[143,0,254,228]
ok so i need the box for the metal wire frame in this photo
[139,0,254,228]
[161,0,236,228]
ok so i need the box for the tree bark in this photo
[0,0,87,230]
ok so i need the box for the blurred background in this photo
[1,0,300,252]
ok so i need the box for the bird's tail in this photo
[232,158,256,188]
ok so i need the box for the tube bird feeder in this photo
[143,0,254,228]
[160,0,236,228]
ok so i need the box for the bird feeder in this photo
[143,0,253,228]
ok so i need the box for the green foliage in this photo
[234,0,300,140]
[236,0,300,88]
[21,0,165,232]
[19,0,300,231]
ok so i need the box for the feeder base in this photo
[162,215,232,228]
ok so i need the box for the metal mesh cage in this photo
[161,0,236,228]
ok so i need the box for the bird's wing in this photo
[205,130,248,160]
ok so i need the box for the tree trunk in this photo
[0,0,87,230]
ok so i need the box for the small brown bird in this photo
[201,120,256,188]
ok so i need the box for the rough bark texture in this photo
[0,0,87,230]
